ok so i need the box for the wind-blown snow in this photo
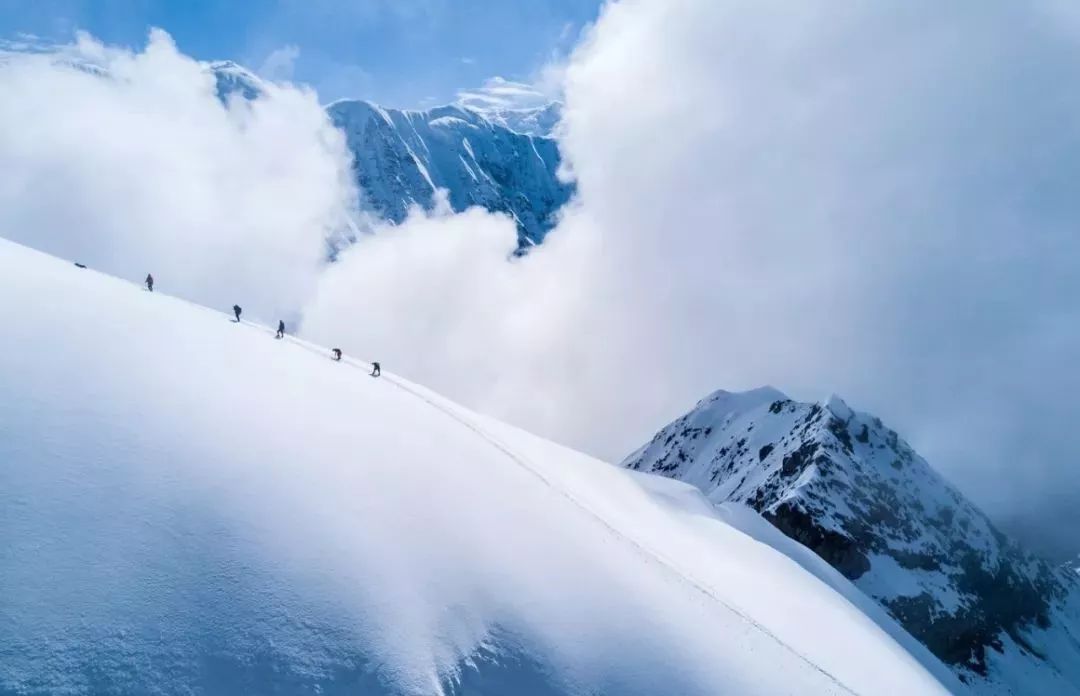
[455,77,562,137]
[0,238,952,695]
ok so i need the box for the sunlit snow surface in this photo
[0,239,953,695]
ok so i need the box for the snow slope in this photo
[624,388,1080,695]
[0,239,957,695]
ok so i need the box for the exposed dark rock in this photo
[780,441,817,477]
[827,416,854,454]
[764,504,871,580]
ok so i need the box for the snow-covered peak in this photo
[625,388,1080,694]
[823,393,854,422]
[692,385,789,416]
[327,98,572,245]
[0,239,956,695]
[204,65,573,244]
[207,59,267,102]
[460,102,563,138]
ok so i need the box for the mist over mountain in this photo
[326,99,569,246]
[211,60,571,246]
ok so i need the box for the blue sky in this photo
[0,0,602,107]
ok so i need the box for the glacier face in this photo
[326,99,571,246]
[625,388,1080,695]
[210,61,573,246]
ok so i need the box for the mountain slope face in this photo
[624,388,1080,694]
[209,62,572,246]
[0,239,956,695]
[326,99,571,246]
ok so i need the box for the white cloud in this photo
[305,0,1080,558]
[0,29,357,322]
[455,76,554,112]
[258,43,300,81]
[302,199,608,442]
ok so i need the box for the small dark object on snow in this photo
[276,320,285,339]
[74,262,87,269]
[145,273,154,292]
[370,362,381,377]
[232,305,242,322]
[332,348,342,361]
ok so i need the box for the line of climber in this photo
[141,271,381,378]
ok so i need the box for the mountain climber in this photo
[332,348,342,361]
[145,273,154,292]
[232,305,242,322]
[370,361,381,377]
[276,320,285,339]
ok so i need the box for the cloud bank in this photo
[455,76,553,112]
[304,0,1080,558]
[0,29,355,321]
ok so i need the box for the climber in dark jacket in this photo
[276,320,285,339]
[145,273,154,292]
[331,348,342,361]
[232,305,242,322]
[370,362,381,377]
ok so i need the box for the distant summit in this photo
[463,101,562,139]
[208,63,573,245]
[626,387,1080,694]
[455,76,563,137]
[326,99,571,246]
[208,60,265,102]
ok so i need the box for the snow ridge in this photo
[0,239,954,695]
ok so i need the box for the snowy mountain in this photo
[326,99,570,246]
[209,59,264,102]
[454,77,563,137]
[210,62,572,245]
[0,238,960,695]
[624,387,1080,694]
